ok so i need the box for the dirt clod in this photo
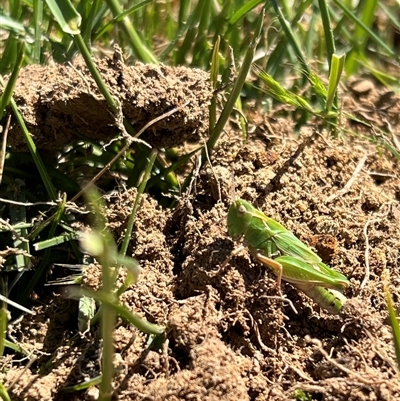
[5,51,212,153]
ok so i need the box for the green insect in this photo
[227,199,350,314]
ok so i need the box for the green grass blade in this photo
[318,0,335,67]
[45,0,82,34]
[346,0,378,74]
[205,7,265,155]
[33,0,44,63]
[8,185,30,270]
[209,36,220,132]
[82,189,116,401]
[270,0,311,82]
[0,382,11,401]
[0,14,26,35]
[266,0,312,75]
[255,67,314,113]
[94,0,151,40]
[378,2,400,31]
[3,338,29,355]
[33,232,79,251]
[82,287,165,336]
[326,53,345,112]
[332,0,398,72]
[0,42,24,120]
[0,278,7,358]
[229,0,264,25]
[175,0,207,65]
[384,285,400,371]
[7,96,57,201]
[18,195,67,304]
[120,150,157,257]
[60,375,102,393]
[105,0,157,63]
[72,34,118,113]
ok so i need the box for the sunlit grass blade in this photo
[80,187,165,400]
[94,0,151,40]
[0,42,24,120]
[345,0,378,74]
[318,0,335,66]
[0,278,7,358]
[6,95,57,201]
[105,0,157,63]
[120,149,157,257]
[82,286,165,336]
[352,53,400,87]
[0,382,11,401]
[73,34,119,112]
[191,0,213,66]
[45,0,82,34]
[266,0,312,76]
[309,71,328,100]
[255,66,314,113]
[209,36,220,132]
[379,2,400,31]
[332,0,399,74]
[0,293,34,315]
[60,375,102,393]
[32,0,44,63]
[205,7,265,156]
[81,189,118,400]
[385,288,400,371]
[0,14,26,36]
[9,185,31,270]
[326,53,345,112]
[383,269,400,371]
[270,0,311,83]
[18,194,67,304]
[33,232,79,251]
[235,96,247,141]
[229,0,264,25]
[175,0,208,65]
[3,338,29,355]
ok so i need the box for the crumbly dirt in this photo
[4,45,212,154]
[2,54,400,401]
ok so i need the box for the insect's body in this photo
[294,282,347,315]
[227,199,350,314]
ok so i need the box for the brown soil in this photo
[1,53,400,401]
[6,46,212,153]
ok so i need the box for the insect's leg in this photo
[266,240,280,258]
[217,245,246,273]
[255,253,283,295]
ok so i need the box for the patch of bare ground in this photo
[1,56,400,401]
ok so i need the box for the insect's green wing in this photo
[312,261,350,287]
[247,204,325,263]
[272,229,322,264]
[271,227,350,287]
[272,256,349,291]
[249,209,311,257]
[250,208,289,232]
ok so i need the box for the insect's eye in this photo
[238,205,246,215]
